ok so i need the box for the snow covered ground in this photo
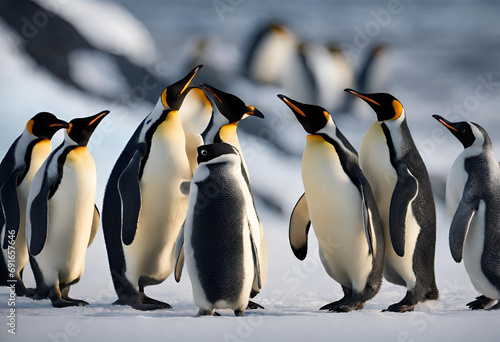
[1,0,500,341]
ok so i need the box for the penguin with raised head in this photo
[26,110,108,307]
[178,87,213,175]
[0,113,68,296]
[102,66,202,310]
[184,142,262,316]
[278,95,384,312]
[346,89,439,312]
[175,84,267,309]
[434,115,500,310]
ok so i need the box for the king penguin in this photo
[26,110,108,307]
[102,66,202,310]
[0,113,68,296]
[434,115,500,310]
[346,89,439,312]
[278,95,384,312]
[184,142,262,316]
[174,84,267,309]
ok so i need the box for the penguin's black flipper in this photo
[249,222,261,290]
[389,162,418,257]
[174,224,185,282]
[1,171,21,248]
[289,193,310,260]
[357,178,376,255]
[118,150,143,246]
[88,205,100,247]
[449,194,478,263]
[29,185,51,256]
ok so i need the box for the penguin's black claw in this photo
[247,300,265,310]
[383,304,415,313]
[141,296,172,309]
[130,302,169,311]
[466,295,494,310]
[328,301,365,313]
[234,310,244,317]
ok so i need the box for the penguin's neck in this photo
[380,114,413,158]
[201,110,228,144]
[15,130,41,164]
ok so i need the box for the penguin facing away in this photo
[0,113,68,296]
[184,142,262,317]
[278,95,384,312]
[434,115,500,310]
[102,66,202,311]
[26,111,108,307]
[346,89,439,312]
[174,84,267,309]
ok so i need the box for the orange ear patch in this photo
[392,100,403,120]
[161,88,168,107]
[26,119,34,135]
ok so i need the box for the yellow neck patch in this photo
[26,120,34,135]
[391,100,403,120]
[219,122,238,144]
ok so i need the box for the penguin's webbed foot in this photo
[234,309,244,317]
[320,299,346,310]
[24,287,39,298]
[130,302,169,311]
[466,295,495,310]
[247,300,265,310]
[51,298,88,308]
[328,300,365,313]
[383,303,415,313]
[141,296,172,309]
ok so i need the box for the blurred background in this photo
[1,0,500,325]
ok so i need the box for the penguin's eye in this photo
[461,129,466,134]
[200,150,207,156]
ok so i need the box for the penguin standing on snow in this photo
[346,89,439,312]
[26,111,108,307]
[278,95,384,312]
[434,115,500,310]
[0,113,68,296]
[102,66,202,310]
[174,84,267,309]
[184,143,263,316]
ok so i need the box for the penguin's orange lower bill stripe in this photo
[438,119,458,132]
[282,98,306,117]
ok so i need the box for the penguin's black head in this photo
[345,89,404,121]
[27,112,69,139]
[197,142,239,165]
[200,84,264,124]
[161,65,203,110]
[67,110,109,146]
[278,95,330,134]
[432,115,476,149]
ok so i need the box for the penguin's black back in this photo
[191,161,245,304]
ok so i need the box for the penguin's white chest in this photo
[445,155,468,217]
[463,200,500,299]
[360,123,418,289]
[124,118,191,285]
[38,147,96,283]
[302,136,371,290]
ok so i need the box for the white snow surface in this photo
[1,2,500,341]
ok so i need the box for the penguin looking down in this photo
[102,66,202,311]
[434,115,500,310]
[278,95,384,312]
[346,89,439,312]
[0,113,68,297]
[26,110,108,307]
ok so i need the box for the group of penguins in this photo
[1,64,500,317]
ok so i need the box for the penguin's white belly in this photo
[463,201,500,299]
[250,33,295,84]
[123,123,190,286]
[36,148,96,285]
[3,140,52,276]
[446,156,468,217]
[360,124,417,288]
[302,137,372,291]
